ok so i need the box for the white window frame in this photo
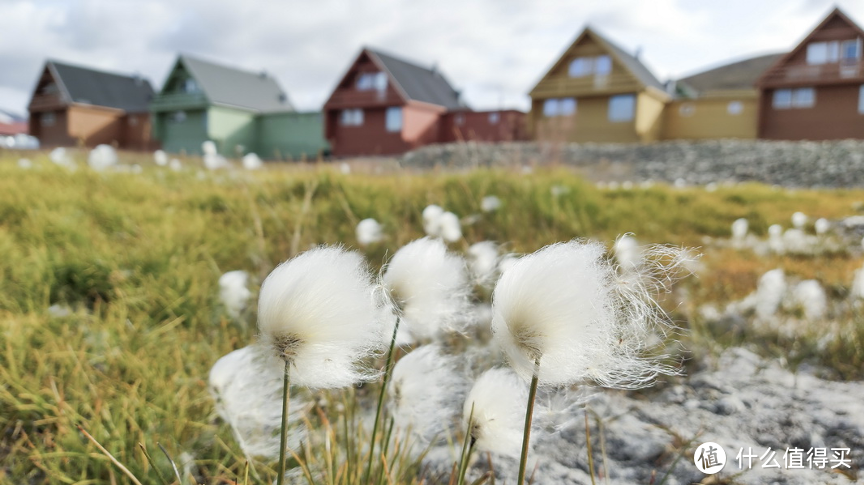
[807,42,828,65]
[385,107,402,132]
[340,108,364,126]
[608,94,635,122]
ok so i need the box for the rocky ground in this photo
[400,140,864,188]
[425,347,864,484]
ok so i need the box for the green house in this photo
[150,54,328,159]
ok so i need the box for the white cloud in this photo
[1,0,863,114]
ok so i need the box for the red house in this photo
[756,8,864,140]
[0,109,28,136]
[323,47,525,157]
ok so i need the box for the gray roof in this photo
[179,55,293,112]
[47,60,154,112]
[589,28,665,91]
[679,53,782,93]
[366,48,463,110]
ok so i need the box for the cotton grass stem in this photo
[457,403,476,485]
[585,413,596,485]
[366,317,401,482]
[277,361,291,485]
[516,359,540,485]
[77,426,143,485]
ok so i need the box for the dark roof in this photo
[679,53,783,93]
[178,55,293,112]
[47,60,154,112]
[0,108,26,123]
[587,28,665,92]
[366,48,463,110]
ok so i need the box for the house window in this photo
[727,101,743,115]
[172,111,187,122]
[569,57,592,77]
[595,55,612,75]
[385,107,402,132]
[679,103,695,117]
[129,116,139,126]
[807,41,841,64]
[773,89,793,108]
[455,114,465,126]
[489,112,500,124]
[340,108,364,126]
[41,112,56,127]
[859,85,864,114]
[608,94,635,122]
[357,72,387,91]
[842,39,861,61]
[182,79,199,93]
[773,88,815,109]
[543,98,576,117]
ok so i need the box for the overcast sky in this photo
[2,0,863,115]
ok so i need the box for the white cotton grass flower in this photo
[613,234,641,272]
[422,204,444,237]
[382,237,472,342]
[87,144,118,171]
[852,264,864,300]
[356,218,384,246]
[202,140,218,155]
[17,158,32,169]
[389,345,467,442]
[154,150,168,166]
[242,153,263,170]
[481,195,502,212]
[731,218,748,239]
[814,218,831,235]
[439,211,462,243]
[754,269,786,320]
[219,270,252,320]
[209,346,307,459]
[467,241,500,287]
[490,240,686,389]
[169,158,182,171]
[792,212,807,230]
[768,224,784,254]
[50,147,75,169]
[257,246,384,388]
[463,368,529,458]
[791,280,827,321]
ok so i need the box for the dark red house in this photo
[756,8,864,140]
[323,47,525,157]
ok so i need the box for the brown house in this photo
[28,60,156,150]
[323,47,525,157]
[756,8,864,140]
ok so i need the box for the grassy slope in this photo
[1,152,862,483]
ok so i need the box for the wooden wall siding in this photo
[29,93,65,112]
[530,36,642,98]
[67,105,124,147]
[156,109,208,155]
[530,95,639,143]
[439,111,527,143]
[122,114,156,151]
[662,98,759,140]
[29,111,74,147]
[403,103,444,148]
[759,85,864,140]
[327,108,409,157]
[325,54,405,109]
[635,91,666,142]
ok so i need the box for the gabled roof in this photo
[756,7,864,87]
[44,60,154,112]
[365,48,463,109]
[530,27,665,96]
[678,53,783,93]
[175,55,293,112]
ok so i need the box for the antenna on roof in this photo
[634,46,643,60]
[431,62,439,76]
[133,72,143,86]
[259,70,268,79]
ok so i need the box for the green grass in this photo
[1,151,863,483]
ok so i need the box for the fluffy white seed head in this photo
[382,237,472,341]
[169,159,182,171]
[202,140,218,155]
[481,195,502,212]
[219,270,252,320]
[439,211,462,242]
[87,144,117,171]
[467,241,500,287]
[422,205,444,237]
[792,212,807,229]
[204,153,229,170]
[242,153,263,170]
[755,269,786,319]
[814,218,830,235]
[50,147,75,169]
[17,158,32,169]
[852,264,864,300]
[462,368,527,458]
[491,240,683,388]
[257,246,383,388]
[209,346,307,459]
[731,218,748,239]
[356,218,383,246]
[389,345,467,442]
[613,234,641,272]
[791,280,827,321]
[154,150,168,166]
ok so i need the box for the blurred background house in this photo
[0,108,27,136]
[27,60,156,150]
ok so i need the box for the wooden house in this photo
[0,109,28,136]
[323,47,526,157]
[528,27,669,144]
[756,8,864,140]
[663,53,781,140]
[27,60,155,149]
[150,55,328,158]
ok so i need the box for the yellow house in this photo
[663,53,781,140]
[528,27,670,143]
